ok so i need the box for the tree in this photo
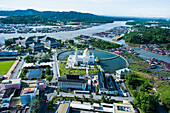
[89,94,93,99]
[68,39,74,44]
[45,67,50,75]
[27,48,33,54]
[133,92,158,113]
[29,97,41,112]
[46,75,53,82]
[82,95,86,101]
[74,96,78,101]
[101,95,106,103]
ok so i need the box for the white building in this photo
[67,48,95,68]
[116,68,132,81]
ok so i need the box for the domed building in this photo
[67,48,95,68]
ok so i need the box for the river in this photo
[1,21,170,63]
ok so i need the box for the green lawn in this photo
[0,60,15,75]
[59,62,99,76]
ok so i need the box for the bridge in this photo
[99,55,119,61]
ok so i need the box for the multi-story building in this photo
[58,75,87,90]
[98,72,118,95]
[16,36,60,51]
[38,36,60,49]
[29,42,45,52]
[20,87,39,106]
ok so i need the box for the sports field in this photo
[0,60,15,75]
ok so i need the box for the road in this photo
[52,50,60,82]
[47,92,134,102]
[10,54,27,79]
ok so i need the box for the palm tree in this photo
[89,94,93,99]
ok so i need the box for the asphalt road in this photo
[10,55,26,79]
[52,51,60,82]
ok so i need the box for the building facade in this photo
[67,48,95,68]
[58,75,87,90]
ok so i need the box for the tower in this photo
[74,49,78,65]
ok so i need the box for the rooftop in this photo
[98,72,118,91]
[3,88,15,98]
[20,87,35,95]
[2,79,21,84]
[26,69,42,79]
[58,75,87,83]
[113,103,135,113]
[57,103,70,113]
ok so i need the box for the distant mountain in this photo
[0,9,131,24]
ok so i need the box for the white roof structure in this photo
[116,68,132,75]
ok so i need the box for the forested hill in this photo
[0,9,130,24]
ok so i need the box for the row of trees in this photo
[124,26,170,49]
[90,39,121,50]
[0,9,129,24]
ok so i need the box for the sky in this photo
[0,0,170,18]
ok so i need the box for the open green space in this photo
[59,62,99,76]
[0,60,15,75]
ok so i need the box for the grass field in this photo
[59,62,99,76]
[0,60,15,75]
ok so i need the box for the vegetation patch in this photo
[125,73,159,113]
[0,60,15,75]
[59,62,99,76]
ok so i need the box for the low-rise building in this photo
[113,103,135,113]
[39,36,60,49]
[22,80,47,90]
[98,72,118,95]
[1,79,21,90]
[0,50,18,56]
[56,102,70,113]
[116,68,132,81]
[29,42,45,52]
[2,88,16,103]
[58,75,87,90]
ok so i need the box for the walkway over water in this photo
[99,55,119,61]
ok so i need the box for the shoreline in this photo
[57,48,129,74]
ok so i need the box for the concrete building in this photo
[98,72,118,94]
[39,36,60,49]
[113,103,135,113]
[56,102,70,113]
[22,80,47,90]
[67,48,95,68]
[1,79,21,90]
[16,36,60,51]
[29,42,45,52]
[16,37,35,47]
[116,68,132,81]
[58,75,87,90]
[0,88,16,108]
[0,50,18,56]
[20,87,39,106]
